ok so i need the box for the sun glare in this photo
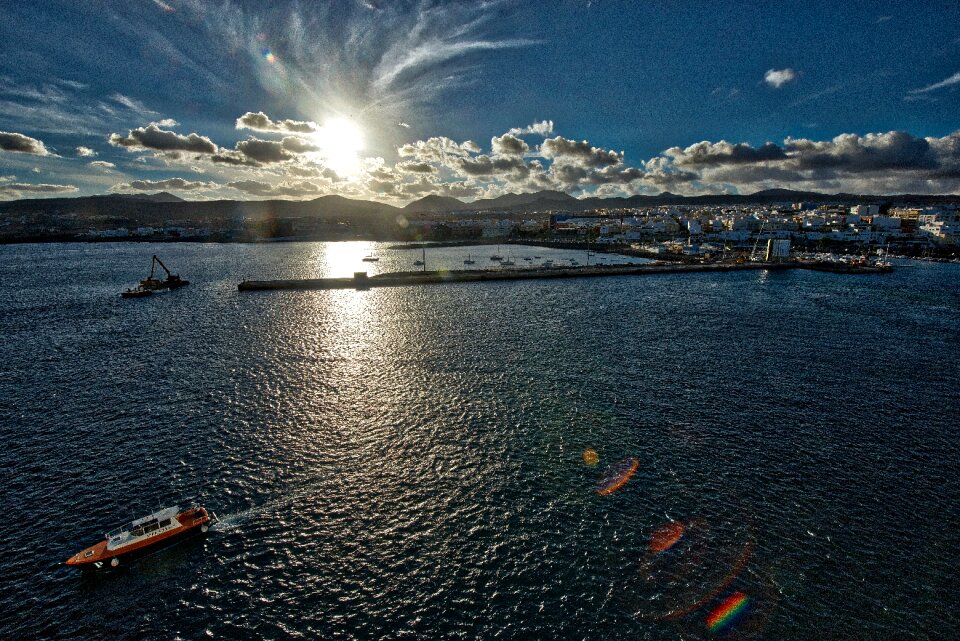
[312,118,364,177]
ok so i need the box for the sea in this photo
[0,241,957,640]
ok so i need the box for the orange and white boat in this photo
[65,505,215,570]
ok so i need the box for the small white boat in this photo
[362,254,379,262]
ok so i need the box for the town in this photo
[1,193,958,260]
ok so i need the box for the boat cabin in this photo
[106,506,181,549]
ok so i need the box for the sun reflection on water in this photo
[321,241,380,278]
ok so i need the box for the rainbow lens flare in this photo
[596,457,638,495]
[261,47,277,64]
[705,591,750,633]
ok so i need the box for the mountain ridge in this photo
[2,188,959,223]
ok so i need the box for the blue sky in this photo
[1,0,958,202]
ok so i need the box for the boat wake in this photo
[209,469,342,533]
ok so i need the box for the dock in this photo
[238,261,892,292]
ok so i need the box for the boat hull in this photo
[66,507,212,571]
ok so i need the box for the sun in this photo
[311,117,364,177]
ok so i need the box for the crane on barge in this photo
[121,255,189,298]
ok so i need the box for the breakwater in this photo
[237,260,891,291]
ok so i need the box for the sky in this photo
[1,0,959,203]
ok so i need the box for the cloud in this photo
[210,150,260,166]
[764,68,797,88]
[508,120,554,136]
[491,133,529,156]
[76,146,97,157]
[89,160,116,169]
[110,93,159,117]
[0,131,49,155]
[180,1,537,116]
[540,136,623,168]
[109,124,217,154]
[234,138,294,163]
[398,136,481,162]
[642,130,960,194]
[909,71,960,94]
[227,179,325,198]
[396,161,436,173]
[0,77,166,137]
[372,37,538,93]
[398,122,411,128]
[235,111,318,134]
[112,177,220,191]
[0,182,79,197]
[666,140,788,166]
[456,154,529,178]
[280,136,320,154]
[152,118,179,128]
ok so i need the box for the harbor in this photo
[237,259,892,292]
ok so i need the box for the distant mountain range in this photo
[402,188,960,214]
[2,188,959,224]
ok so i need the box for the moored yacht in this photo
[65,505,216,570]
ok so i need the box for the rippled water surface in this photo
[1,242,958,640]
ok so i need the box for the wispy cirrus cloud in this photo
[169,0,536,118]
[0,77,161,136]
[909,71,960,94]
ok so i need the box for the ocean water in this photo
[0,241,957,640]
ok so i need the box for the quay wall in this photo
[238,261,891,292]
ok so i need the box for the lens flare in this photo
[706,591,750,633]
[596,457,638,495]
[650,520,685,554]
[582,448,599,466]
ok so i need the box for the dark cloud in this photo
[280,136,320,154]
[667,141,788,166]
[396,161,436,173]
[0,182,77,194]
[540,136,622,168]
[115,177,220,191]
[491,133,529,156]
[228,179,324,197]
[235,138,293,163]
[0,131,49,155]
[651,130,960,193]
[109,124,217,154]
[211,150,261,166]
[456,154,529,177]
[235,111,318,134]
[287,165,340,181]
[784,131,942,172]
